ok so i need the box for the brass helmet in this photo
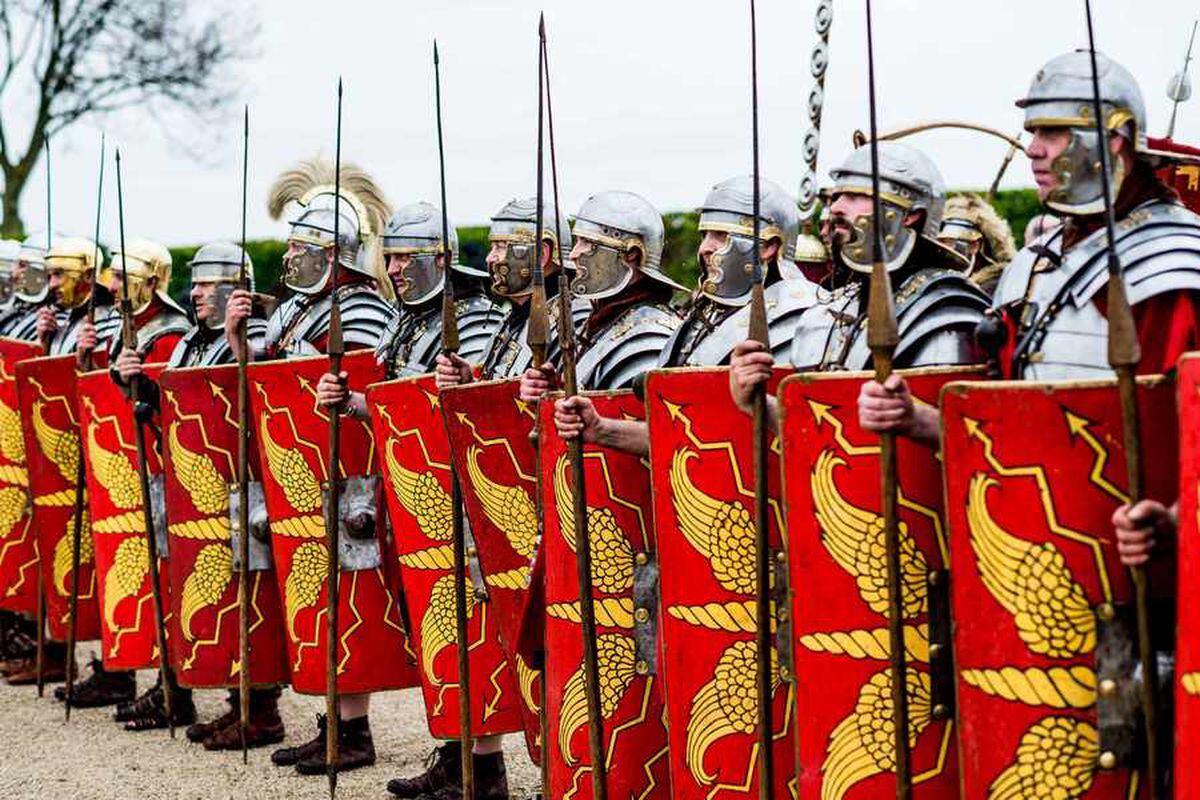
[110,238,176,315]
[46,237,99,310]
[0,240,20,305]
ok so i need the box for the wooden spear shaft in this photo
[114,148,176,738]
[433,40,475,799]
[64,131,105,722]
[862,2,911,797]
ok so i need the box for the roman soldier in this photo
[549,176,817,799]
[39,238,187,710]
[109,242,287,745]
[0,236,55,340]
[552,174,816,453]
[314,200,520,799]
[34,236,119,362]
[435,196,580,390]
[937,193,1017,294]
[519,189,682,398]
[859,52,1200,798]
[224,157,405,777]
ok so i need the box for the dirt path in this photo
[0,669,539,799]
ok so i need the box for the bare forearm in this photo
[904,404,941,450]
[595,418,650,457]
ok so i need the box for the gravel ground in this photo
[0,666,539,800]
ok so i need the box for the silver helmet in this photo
[14,234,49,304]
[1017,50,1147,216]
[284,191,370,295]
[0,240,20,305]
[381,201,483,307]
[571,190,681,300]
[828,141,946,274]
[487,197,571,299]
[697,175,801,306]
[188,242,254,329]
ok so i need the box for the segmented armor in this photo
[376,290,504,379]
[262,282,395,360]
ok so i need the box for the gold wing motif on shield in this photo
[465,444,536,560]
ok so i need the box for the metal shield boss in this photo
[781,368,981,800]
[942,376,1177,799]
[644,367,795,800]
[78,366,173,671]
[439,378,545,764]
[1173,353,1200,799]
[158,363,289,688]
[0,338,45,615]
[247,350,418,695]
[18,354,99,642]
[538,390,671,800]
[367,373,523,739]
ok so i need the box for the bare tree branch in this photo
[0,0,253,235]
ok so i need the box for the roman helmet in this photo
[937,194,1016,272]
[110,238,183,316]
[487,197,571,299]
[267,156,392,297]
[697,175,801,305]
[14,235,49,304]
[1017,50,1149,215]
[571,190,683,300]
[0,240,20,305]
[828,141,947,274]
[45,237,99,310]
[187,241,254,328]
[380,201,484,306]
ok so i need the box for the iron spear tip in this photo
[539,12,545,38]
[434,39,439,63]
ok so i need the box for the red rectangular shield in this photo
[1175,352,1200,800]
[78,366,171,672]
[0,337,46,615]
[941,377,1176,800]
[538,389,671,800]
[159,363,289,688]
[367,373,524,739]
[17,354,99,643]
[439,378,544,763]
[779,368,979,800]
[644,366,794,800]
[247,351,418,695]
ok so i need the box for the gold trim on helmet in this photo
[831,186,915,210]
[380,241,444,256]
[696,218,785,242]
[1024,106,1137,132]
[573,227,644,254]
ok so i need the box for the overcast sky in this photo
[14,0,1200,246]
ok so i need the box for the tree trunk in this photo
[1,168,29,240]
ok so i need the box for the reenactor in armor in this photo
[435,196,580,390]
[552,175,816,452]
[108,242,286,743]
[223,158,397,777]
[49,237,190,711]
[0,236,55,341]
[33,237,118,362]
[726,143,988,424]
[937,193,1017,294]
[314,200,511,799]
[317,199,503,414]
[858,50,1200,498]
[519,189,683,401]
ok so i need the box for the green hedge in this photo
[167,188,1045,300]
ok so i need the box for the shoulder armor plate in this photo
[672,279,818,368]
[576,303,682,391]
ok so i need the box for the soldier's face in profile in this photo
[828,193,873,247]
[190,282,218,320]
[1027,127,1072,201]
[386,253,413,294]
[697,230,728,269]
